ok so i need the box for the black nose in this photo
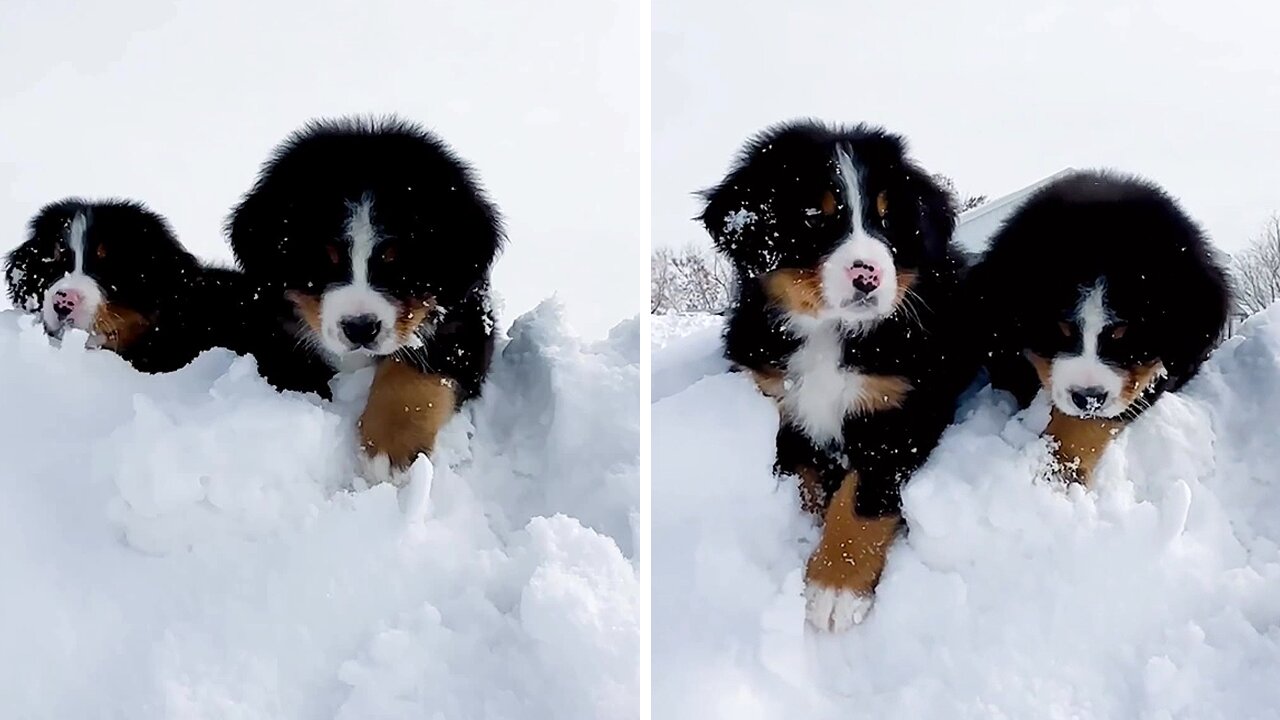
[1069,386,1109,412]
[339,314,382,348]
[851,278,878,295]
[53,303,72,319]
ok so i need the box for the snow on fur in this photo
[653,306,1280,720]
[0,299,638,720]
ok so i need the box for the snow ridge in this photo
[0,299,638,720]
[654,305,1280,720]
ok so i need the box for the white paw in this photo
[804,582,874,632]
[357,452,412,488]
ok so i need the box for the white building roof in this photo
[953,168,1077,257]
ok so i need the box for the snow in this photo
[653,306,1280,719]
[0,299,639,719]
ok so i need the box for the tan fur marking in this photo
[748,367,786,401]
[1119,359,1165,407]
[795,465,828,516]
[762,269,824,316]
[892,270,918,310]
[393,297,436,345]
[92,303,151,352]
[805,472,901,600]
[359,359,457,473]
[1045,408,1123,486]
[851,374,913,415]
[821,191,837,216]
[286,291,325,337]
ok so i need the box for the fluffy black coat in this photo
[4,198,250,374]
[966,170,1231,420]
[701,120,973,518]
[225,116,505,400]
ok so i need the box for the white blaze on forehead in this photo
[41,209,103,336]
[835,148,864,230]
[1048,280,1128,417]
[1077,283,1110,359]
[68,211,87,273]
[815,147,898,326]
[314,193,404,360]
[346,195,376,287]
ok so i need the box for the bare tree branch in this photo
[650,244,734,314]
[1230,213,1280,317]
[933,174,987,212]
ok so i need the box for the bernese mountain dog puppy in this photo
[226,117,505,486]
[700,120,972,631]
[4,198,248,374]
[967,170,1231,485]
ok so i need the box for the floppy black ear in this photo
[439,192,506,301]
[460,191,506,275]
[697,164,774,278]
[4,242,39,308]
[225,188,288,280]
[1161,241,1232,384]
[904,163,957,261]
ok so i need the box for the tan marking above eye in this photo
[820,190,837,216]
[876,190,889,218]
[1059,321,1073,337]
[326,243,342,265]
[1111,324,1127,339]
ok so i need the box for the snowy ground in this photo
[653,307,1280,720]
[0,300,639,720]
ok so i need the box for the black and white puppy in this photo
[700,120,971,631]
[4,198,244,373]
[226,116,505,485]
[967,170,1231,483]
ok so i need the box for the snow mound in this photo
[653,306,1280,720]
[0,299,638,720]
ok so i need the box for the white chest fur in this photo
[781,323,866,446]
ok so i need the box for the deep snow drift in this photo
[0,300,638,720]
[653,308,1280,720]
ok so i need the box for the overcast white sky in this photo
[0,0,645,338]
[655,0,1280,254]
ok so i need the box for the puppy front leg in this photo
[804,471,901,632]
[358,357,457,487]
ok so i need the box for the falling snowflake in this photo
[722,209,757,235]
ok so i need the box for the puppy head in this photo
[4,199,194,350]
[699,120,955,327]
[1024,279,1168,419]
[989,171,1231,419]
[227,116,505,361]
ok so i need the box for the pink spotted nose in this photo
[52,289,83,319]
[845,261,882,294]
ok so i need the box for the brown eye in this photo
[876,191,889,218]
[50,245,63,262]
[820,190,837,216]
[1111,324,1127,339]
[382,243,398,263]
[96,243,107,260]
[1059,321,1073,337]
[326,243,342,265]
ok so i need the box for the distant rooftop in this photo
[953,167,1076,257]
